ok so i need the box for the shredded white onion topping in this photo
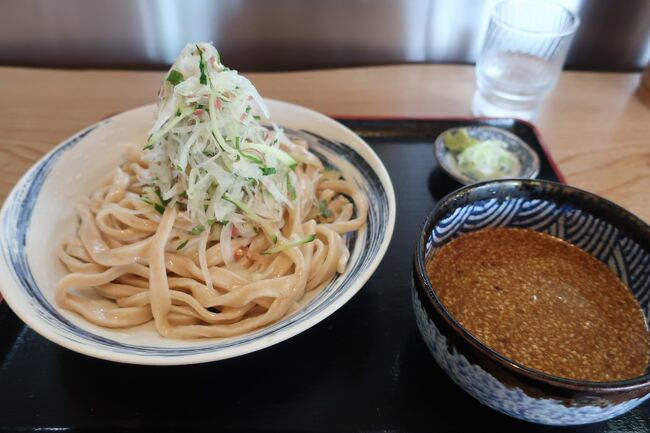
[142,42,300,241]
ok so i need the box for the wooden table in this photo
[0,65,648,221]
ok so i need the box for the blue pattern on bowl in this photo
[413,179,650,425]
[413,287,650,425]
[427,197,650,321]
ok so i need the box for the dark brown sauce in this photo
[426,227,650,382]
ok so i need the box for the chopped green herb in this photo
[261,167,276,176]
[191,225,205,235]
[197,45,209,85]
[262,234,317,255]
[142,187,167,214]
[175,107,182,117]
[252,115,261,121]
[155,189,170,206]
[176,165,183,172]
[245,105,252,113]
[235,137,263,165]
[180,190,188,198]
[286,175,297,200]
[154,203,166,215]
[319,200,333,218]
[166,69,184,86]
[207,218,216,226]
[176,239,189,250]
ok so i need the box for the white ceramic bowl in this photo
[0,100,395,365]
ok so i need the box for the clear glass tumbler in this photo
[473,0,580,120]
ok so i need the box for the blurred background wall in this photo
[2,0,649,71]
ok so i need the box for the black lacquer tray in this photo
[2,117,647,433]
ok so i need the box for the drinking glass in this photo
[473,0,580,120]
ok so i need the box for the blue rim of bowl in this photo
[0,103,396,364]
[433,126,540,185]
[414,178,650,391]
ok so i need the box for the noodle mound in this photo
[56,42,368,339]
[56,144,367,339]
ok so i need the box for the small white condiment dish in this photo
[433,126,540,185]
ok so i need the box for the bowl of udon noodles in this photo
[0,43,395,365]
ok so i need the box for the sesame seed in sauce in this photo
[426,227,650,382]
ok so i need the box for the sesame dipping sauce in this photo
[426,227,650,382]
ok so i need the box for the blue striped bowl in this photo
[413,179,650,425]
[0,100,395,365]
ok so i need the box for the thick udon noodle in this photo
[55,142,368,339]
